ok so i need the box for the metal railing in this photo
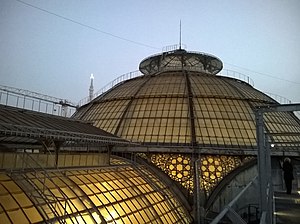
[264,92,292,104]
[0,85,77,117]
[77,70,143,107]
[77,69,255,107]
[219,69,254,87]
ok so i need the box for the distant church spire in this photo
[89,73,94,102]
[179,20,182,49]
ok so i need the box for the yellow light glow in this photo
[208,165,215,172]
[92,212,102,223]
[177,164,183,171]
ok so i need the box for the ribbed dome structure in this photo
[75,49,300,151]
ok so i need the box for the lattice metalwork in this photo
[200,155,253,194]
[150,154,194,193]
[149,153,253,195]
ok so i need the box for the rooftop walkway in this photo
[274,191,300,223]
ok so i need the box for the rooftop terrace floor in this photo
[275,191,300,224]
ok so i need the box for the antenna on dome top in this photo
[179,20,182,49]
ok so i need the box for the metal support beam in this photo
[210,176,257,224]
[194,158,202,224]
[256,103,300,113]
[255,103,300,223]
[255,110,268,212]
[265,136,273,223]
[54,141,62,168]
[226,207,247,224]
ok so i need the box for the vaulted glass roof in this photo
[0,164,192,223]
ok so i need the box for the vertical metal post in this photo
[31,99,34,110]
[255,110,267,213]
[194,158,201,224]
[23,96,26,109]
[5,92,9,106]
[38,99,41,112]
[265,135,273,223]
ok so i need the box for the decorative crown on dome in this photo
[139,44,223,76]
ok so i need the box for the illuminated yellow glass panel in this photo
[23,207,43,223]
[94,182,107,192]
[0,184,8,194]
[13,193,32,207]
[0,163,193,224]
[61,187,76,198]
[0,174,10,181]
[0,212,10,224]
[125,200,137,212]
[97,193,109,205]
[2,181,21,193]
[0,195,19,210]
[70,198,85,211]
[8,209,28,223]
[79,185,93,195]
[104,192,116,203]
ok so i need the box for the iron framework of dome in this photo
[75,47,300,198]
[75,48,300,150]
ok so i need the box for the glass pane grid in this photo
[0,175,43,223]
[190,74,247,99]
[118,97,191,144]
[194,98,256,148]
[138,73,186,97]
[2,165,192,223]
[102,78,146,100]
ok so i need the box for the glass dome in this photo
[74,49,300,151]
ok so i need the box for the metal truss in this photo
[255,103,300,224]
[0,122,132,146]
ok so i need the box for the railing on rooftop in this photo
[0,85,77,117]
[77,70,143,107]
[263,93,300,119]
[77,69,255,107]
[265,92,292,104]
[218,69,255,87]
[162,44,187,52]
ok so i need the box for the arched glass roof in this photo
[0,164,192,223]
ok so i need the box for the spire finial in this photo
[179,20,182,49]
[89,73,94,102]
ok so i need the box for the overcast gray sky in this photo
[1,0,300,104]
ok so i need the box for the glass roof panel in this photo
[0,165,192,224]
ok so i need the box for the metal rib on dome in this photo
[139,49,223,75]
